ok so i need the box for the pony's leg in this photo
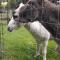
[42,40,48,60]
[36,43,41,60]
[36,43,40,56]
[56,45,60,60]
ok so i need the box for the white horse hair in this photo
[57,0,60,4]
[8,3,50,60]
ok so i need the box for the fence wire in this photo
[0,0,60,60]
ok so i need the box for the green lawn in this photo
[0,24,59,60]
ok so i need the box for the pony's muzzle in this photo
[8,27,13,32]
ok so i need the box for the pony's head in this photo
[8,3,25,32]
[8,1,39,32]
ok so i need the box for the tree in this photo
[7,0,23,9]
[7,0,28,9]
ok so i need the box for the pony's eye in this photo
[13,15,18,19]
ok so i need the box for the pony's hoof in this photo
[34,55,40,60]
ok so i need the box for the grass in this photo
[2,25,36,60]
[0,13,59,60]
[0,24,59,60]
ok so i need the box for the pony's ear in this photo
[27,0,32,4]
[19,4,30,13]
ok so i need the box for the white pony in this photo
[8,3,50,60]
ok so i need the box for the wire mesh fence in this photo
[0,0,60,60]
